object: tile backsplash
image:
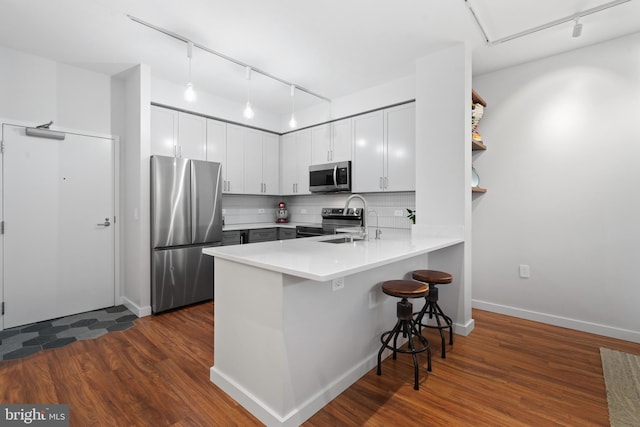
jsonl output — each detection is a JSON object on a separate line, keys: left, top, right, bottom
{"left": 222, "top": 192, "right": 415, "bottom": 229}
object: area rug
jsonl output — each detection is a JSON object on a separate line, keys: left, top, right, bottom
{"left": 600, "top": 347, "right": 640, "bottom": 427}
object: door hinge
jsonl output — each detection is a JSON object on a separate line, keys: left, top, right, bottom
{"left": 1, "top": 302, "right": 4, "bottom": 316}
{"left": 1, "top": 140, "right": 4, "bottom": 154}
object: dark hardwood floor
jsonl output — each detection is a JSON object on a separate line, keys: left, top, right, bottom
{"left": 1, "top": 302, "right": 638, "bottom": 426}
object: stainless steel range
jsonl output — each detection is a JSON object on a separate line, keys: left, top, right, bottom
{"left": 295, "top": 208, "right": 364, "bottom": 237}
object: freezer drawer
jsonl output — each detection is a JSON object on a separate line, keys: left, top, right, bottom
{"left": 152, "top": 245, "right": 214, "bottom": 313}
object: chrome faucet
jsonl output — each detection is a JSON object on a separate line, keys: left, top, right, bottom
{"left": 369, "top": 209, "right": 382, "bottom": 239}
{"left": 344, "top": 194, "right": 369, "bottom": 240}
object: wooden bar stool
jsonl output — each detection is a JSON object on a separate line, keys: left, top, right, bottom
{"left": 412, "top": 270, "right": 454, "bottom": 359}
{"left": 377, "top": 280, "right": 432, "bottom": 390}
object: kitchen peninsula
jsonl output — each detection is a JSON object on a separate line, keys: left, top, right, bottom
{"left": 203, "top": 229, "right": 463, "bottom": 427}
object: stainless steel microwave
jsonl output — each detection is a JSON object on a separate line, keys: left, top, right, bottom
{"left": 309, "top": 161, "right": 351, "bottom": 193}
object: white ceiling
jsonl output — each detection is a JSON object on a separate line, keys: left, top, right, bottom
{"left": 1, "top": 0, "right": 639, "bottom": 115}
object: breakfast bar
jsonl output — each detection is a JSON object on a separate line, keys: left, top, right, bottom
{"left": 203, "top": 229, "right": 464, "bottom": 427}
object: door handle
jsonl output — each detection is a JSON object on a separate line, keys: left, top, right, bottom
{"left": 97, "top": 218, "right": 111, "bottom": 227}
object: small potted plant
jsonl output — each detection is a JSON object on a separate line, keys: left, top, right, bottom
{"left": 406, "top": 209, "right": 416, "bottom": 225}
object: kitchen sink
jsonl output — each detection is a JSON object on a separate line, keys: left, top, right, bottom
{"left": 320, "top": 236, "right": 363, "bottom": 244}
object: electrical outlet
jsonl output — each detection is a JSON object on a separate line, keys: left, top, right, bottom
{"left": 519, "top": 264, "right": 530, "bottom": 278}
{"left": 332, "top": 277, "right": 345, "bottom": 291}
{"left": 394, "top": 210, "right": 404, "bottom": 217}
{"left": 222, "top": 209, "right": 226, "bottom": 214}
{"left": 258, "top": 208, "right": 265, "bottom": 213}
{"left": 300, "top": 208, "right": 307, "bottom": 214}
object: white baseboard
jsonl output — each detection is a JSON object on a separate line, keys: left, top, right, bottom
{"left": 121, "top": 296, "right": 152, "bottom": 318}
{"left": 453, "top": 318, "right": 475, "bottom": 336}
{"left": 211, "top": 352, "right": 380, "bottom": 427}
{"left": 472, "top": 300, "right": 640, "bottom": 344}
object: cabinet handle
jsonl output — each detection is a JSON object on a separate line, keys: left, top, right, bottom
{"left": 330, "top": 150, "right": 334, "bottom": 161}
{"left": 173, "top": 145, "right": 177, "bottom": 158}
{"left": 384, "top": 177, "right": 389, "bottom": 189}
{"left": 379, "top": 177, "right": 383, "bottom": 189}
{"left": 327, "top": 151, "right": 330, "bottom": 161}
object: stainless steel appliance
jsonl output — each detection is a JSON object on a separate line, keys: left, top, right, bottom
{"left": 151, "top": 155, "right": 222, "bottom": 313}
{"left": 295, "top": 207, "right": 363, "bottom": 237}
{"left": 309, "top": 161, "right": 351, "bottom": 193}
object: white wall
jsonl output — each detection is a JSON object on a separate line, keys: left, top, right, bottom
{"left": 0, "top": 45, "right": 112, "bottom": 135}
{"left": 290, "top": 75, "right": 415, "bottom": 130}
{"left": 151, "top": 76, "right": 282, "bottom": 132}
{"left": 472, "top": 32, "right": 640, "bottom": 342}
{"left": 415, "top": 43, "right": 474, "bottom": 335}
{"left": 116, "top": 65, "right": 152, "bottom": 316}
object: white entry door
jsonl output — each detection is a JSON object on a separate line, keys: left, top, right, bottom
{"left": 2, "top": 124, "right": 115, "bottom": 328}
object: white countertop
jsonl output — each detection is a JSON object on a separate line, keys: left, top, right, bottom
{"left": 204, "top": 228, "right": 463, "bottom": 281}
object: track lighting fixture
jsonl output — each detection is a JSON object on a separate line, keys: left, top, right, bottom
{"left": 243, "top": 66, "right": 255, "bottom": 119}
{"left": 572, "top": 19, "right": 583, "bottom": 38}
{"left": 465, "top": 0, "right": 630, "bottom": 45}
{"left": 184, "top": 41, "right": 197, "bottom": 103}
{"left": 288, "top": 85, "right": 297, "bottom": 129}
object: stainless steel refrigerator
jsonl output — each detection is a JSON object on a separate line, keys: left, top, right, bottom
{"left": 151, "top": 155, "right": 222, "bottom": 313}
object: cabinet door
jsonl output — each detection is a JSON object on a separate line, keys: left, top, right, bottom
{"left": 244, "top": 129, "right": 263, "bottom": 195}
{"left": 206, "top": 118, "right": 227, "bottom": 180}
{"left": 331, "top": 118, "right": 352, "bottom": 162}
{"left": 353, "top": 110, "right": 384, "bottom": 192}
{"left": 295, "top": 129, "right": 312, "bottom": 194}
{"left": 280, "top": 133, "right": 297, "bottom": 195}
{"left": 150, "top": 106, "right": 178, "bottom": 157}
{"left": 311, "top": 123, "right": 331, "bottom": 164}
{"left": 178, "top": 113, "right": 206, "bottom": 160}
{"left": 385, "top": 104, "right": 415, "bottom": 191}
{"left": 225, "top": 124, "right": 245, "bottom": 193}
{"left": 262, "top": 132, "right": 280, "bottom": 195}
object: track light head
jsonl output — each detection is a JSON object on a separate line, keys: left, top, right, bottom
{"left": 572, "top": 19, "right": 583, "bottom": 38}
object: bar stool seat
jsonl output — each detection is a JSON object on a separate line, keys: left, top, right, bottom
{"left": 377, "top": 280, "right": 432, "bottom": 390}
{"left": 412, "top": 270, "right": 454, "bottom": 359}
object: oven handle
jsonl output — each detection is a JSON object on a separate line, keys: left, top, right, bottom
{"left": 333, "top": 165, "right": 338, "bottom": 188}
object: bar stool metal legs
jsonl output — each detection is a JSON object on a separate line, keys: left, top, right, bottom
{"left": 412, "top": 270, "right": 454, "bottom": 359}
{"left": 415, "top": 284, "right": 453, "bottom": 358}
{"left": 376, "top": 280, "right": 431, "bottom": 390}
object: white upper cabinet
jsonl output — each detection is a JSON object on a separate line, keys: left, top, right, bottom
{"left": 353, "top": 110, "right": 384, "bottom": 192}
{"left": 243, "top": 129, "right": 280, "bottom": 195}
{"left": 150, "top": 106, "right": 206, "bottom": 160}
{"left": 261, "top": 133, "right": 280, "bottom": 195}
{"left": 311, "top": 124, "right": 331, "bottom": 164}
{"left": 281, "top": 129, "right": 312, "bottom": 195}
{"left": 150, "top": 106, "right": 178, "bottom": 157}
{"left": 225, "top": 124, "right": 246, "bottom": 194}
{"left": 331, "top": 118, "right": 353, "bottom": 163}
{"left": 311, "top": 118, "right": 352, "bottom": 164}
{"left": 206, "top": 117, "right": 227, "bottom": 172}
{"left": 353, "top": 103, "right": 415, "bottom": 192}
{"left": 384, "top": 103, "right": 415, "bottom": 192}
{"left": 178, "top": 113, "right": 206, "bottom": 160}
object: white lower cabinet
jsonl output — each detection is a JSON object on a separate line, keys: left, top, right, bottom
{"left": 281, "top": 129, "right": 312, "bottom": 195}
{"left": 353, "top": 103, "right": 415, "bottom": 192}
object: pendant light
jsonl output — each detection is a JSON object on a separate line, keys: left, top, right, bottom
{"left": 243, "top": 66, "right": 255, "bottom": 119}
{"left": 288, "top": 85, "right": 297, "bottom": 129}
{"left": 184, "top": 41, "right": 197, "bottom": 102}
